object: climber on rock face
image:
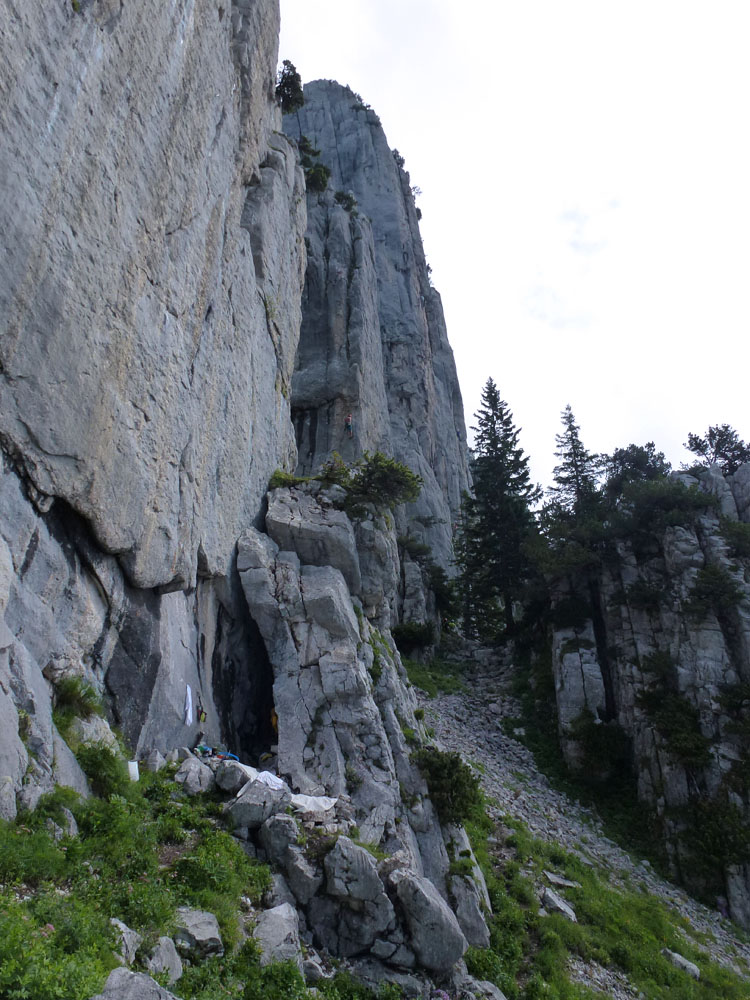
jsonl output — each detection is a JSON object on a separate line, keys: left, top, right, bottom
{"left": 344, "top": 413, "right": 353, "bottom": 439}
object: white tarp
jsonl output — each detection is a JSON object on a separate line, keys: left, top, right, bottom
{"left": 290, "top": 793, "right": 337, "bottom": 816}
{"left": 184, "top": 685, "right": 193, "bottom": 726}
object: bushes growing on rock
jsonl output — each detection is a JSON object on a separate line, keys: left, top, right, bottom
{"left": 413, "top": 748, "right": 480, "bottom": 825}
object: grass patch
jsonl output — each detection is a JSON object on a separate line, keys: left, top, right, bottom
{"left": 464, "top": 798, "right": 750, "bottom": 999}
{"left": 402, "top": 656, "right": 466, "bottom": 697}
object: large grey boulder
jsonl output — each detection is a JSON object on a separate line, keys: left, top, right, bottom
{"left": 145, "top": 938, "right": 183, "bottom": 985}
{"left": 174, "top": 756, "right": 215, "bottom": 796}
{"left": 259, "top": 812, "right": 300, "bottom": 864}
{"left": 450, "top": 876, "right": 491, "bottom": 949}
{"left": 89, "top": 968, "right": 180, "bottom": 1000}
{"left": 226, "top": 780, "right": 291, "bottom": 830}
{"left": 266, "top": 489, "right": 362, "bottom": 594}
{"left": 285, "top": 845, "right": 324, "bottom": 904}
{"left": 110, "top": 918, "right": 143, "bottom": 966}
{"left": 324, "top": 836, "right": 385, "bottom": 901}
{"left": 393, "top": 871, "right": 468, "bottom": 972}
{"left": 253, "top": 902, "right": 303, "bottom": 970}
{"left": 173, "top": 907, "right": 223, "bottom": 958}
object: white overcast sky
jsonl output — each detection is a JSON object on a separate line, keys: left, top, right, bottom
{"left": 279, "top": 1, "right": 749, "bottom": 488}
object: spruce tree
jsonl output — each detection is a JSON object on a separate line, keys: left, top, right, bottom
{"left": 458, "top": 379, "right": 540, "bottom": 638}
{"left": 548, "top": 405, "right": 602, "bottom": 520}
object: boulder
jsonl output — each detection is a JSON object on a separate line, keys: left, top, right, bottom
{"left": 144, "top": 749, "right": 167, "bottom": 773}
{"left": 541, "top": 887, "right": 577, "bottom": 922}
{"left": 285, "top": 845, "right": 324, "bottom": 904}
{"left": 661, "top": 948, "right": 700, "bottom": 979}
{"left": 324, "top": 836, "right": 384, "bottom": 900}
{"left": 173, "top": 907, "right": 223, "bottom": 958}
{"left": 89, "top": 968, "right": 180, "bottom": 1000}
{"left": 450, "top": 875, "right": 491, "bottom": 949}
{"left": 110, "top": 918, "right": 143, "bottom": 966}
{"left": 226, "top": 780, "right": 291, "bottom": 830}
{"left": 253, "top": 902, "right": 303, "bottom": 970}
{"left": 215, "top": 759, "right": 259, "bottom": 793}
{"left": 174, "top": 756, "right": 215, "bottom": 796}
{"left": 145, "top": 937, "right": 183, "bottom": 985}
{"left": 259, "top": 812, "right": 300, "bottom": 864}
{"left": 393, "top": 871, "right": 468, "bottom": 972}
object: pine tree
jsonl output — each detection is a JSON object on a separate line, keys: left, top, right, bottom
{"left": 458, "top": 379, "right": 540, "bottom": 638}
{"left": 684, "top": 424, "right": 750, "bottom": 476}
{"left": 548, "top": 405, "right": 602, "bottom": 520}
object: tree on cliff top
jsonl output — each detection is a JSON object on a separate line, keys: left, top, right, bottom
{"left": 684, "top": 423, "right": 750, "bottom": 476}
{"left": 276, "top": 60, "right": 304, "bottom": 115}
{"left": 457, "top": 379, "right": 540, "bottom": 638}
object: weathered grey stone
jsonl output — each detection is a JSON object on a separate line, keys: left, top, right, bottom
{"left": 259, "top": 812, "right": 300, "bottom": 864}
{"left": 174, "top": 756, "right": 215, "bottom": 796}
{"left": 215, "top": 759, "right": 259, "bottom": 794}
{"left": 89, "top": 967, "right": 180, "bottom": 1000}
{"left": 285, "top": 845, "right": 324, "bottom": 904}
{"left": 253, "top": 902, "right": 302, "bottom": 970}
{"left": 145, "top": 937, "right": 183, "bottom": 985}
{"left": 393, "top": 871, "right": 467, "bottom": 971}
{"left": 111, "top": 918, "right": 143, "bottom": 966}
{"left": 661, "top": 948, "right": 700, "bottom": 979}
{"left": 1, "top": 0, "right": 305, "bottom": 593}
{"left": 266, "top": 490, "right": 362, "bottom": 594}
{"left": 264, "top": 872, "right": 298, "bottom": 909}
{"left": 227, "top": 781, "right": 291, "bottom": 830}
{"left": 173, "top": 907, "right": 223, "bottom": 958}
{"left": 450, "top": 876, "right": 491, "bottom": 949}
{"left": 284, "top": 82, "right": 470, "bottom": 575}
{"left": 541, "top": 887, "right": 577, "bottom": 922}
{"left": 324, "top": 836, "right": 384, "bottom": 901}
{"left": 144, "top": 749, "right": 167, "bottom": 773}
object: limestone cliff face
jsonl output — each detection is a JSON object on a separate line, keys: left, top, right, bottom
{"left": 549, "top": 464, "right": 750, "bottom": 922}
{"left": 0, "top": 0, "right": 305, "bottom": 812}
{"left": 283, "top": 81, "right": 470, "bottom": 573}
{"left": 1, "top": 0, "right": 305, "bottom": 592}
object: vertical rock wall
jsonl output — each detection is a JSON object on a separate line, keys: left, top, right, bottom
{"left": 0, "top": 0, "right": 306, "bottom": 813}
{"left": 283, "top": 82, "right": 470, "bottom": 572}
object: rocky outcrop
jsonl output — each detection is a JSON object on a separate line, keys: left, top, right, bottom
{"left": 549, "top": 464, "right": 750, "bottom": 922}
{"left": 283, "top": 81, "right": 470, "bottom": 572}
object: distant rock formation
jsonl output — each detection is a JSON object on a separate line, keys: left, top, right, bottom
{"left": 548, "top": 463, "right": 750, "bottom": 923}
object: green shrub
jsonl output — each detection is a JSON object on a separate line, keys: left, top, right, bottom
{"left": 391, "top": 621, "right": 435, "bottom": 653}
{"left": 403, "top": 656, "right": 466, "bottom": 698}
{"left": 638, "top": 691, "right": 712, "bottom": 769}
{"left": 268, "top": 469, "right": 310, "bottom": 489}
{"left": 244, "top": 959, "right": 307, "bottom": 1000}
{"left": 305, "top": 162, "right": 331, "bottom": 193}
{"left": 344, "top": 451, "right": 422, "bottom": 515}
{"left": 625, "top": 578, "right": 665, "bottom": 613}
{"left": 568, "top": 709, "right": 630, "bottom": 780}
{"left": 53, "top": 676, "right": 103, "bottom": 741}
{"left": 334, "top": 190, "right": 357, "bottom": 213}
{"left": 0, "top": 822, "right": 67, "bottom": 885}
{"left": 75, "top": 743, "right": 131, "bottom": 798}
{"left": 719, "top": 516, "right": 750, "bottom": 558}
{"left": 413, "top": 748, "right": 481, "bottom": 825}
{"left": 686, "top": 564, "right": 745, "bottom": 618}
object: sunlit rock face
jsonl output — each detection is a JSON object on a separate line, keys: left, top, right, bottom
{"left": 284, "top": 81, "right": 470, "bottom": 573}
{"left": 549, "top": 464, "right": 750, "bottom": 924}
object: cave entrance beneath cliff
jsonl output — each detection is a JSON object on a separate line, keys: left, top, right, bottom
{"left": 211, "top": 607, "right": 277, "bottom": 766}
